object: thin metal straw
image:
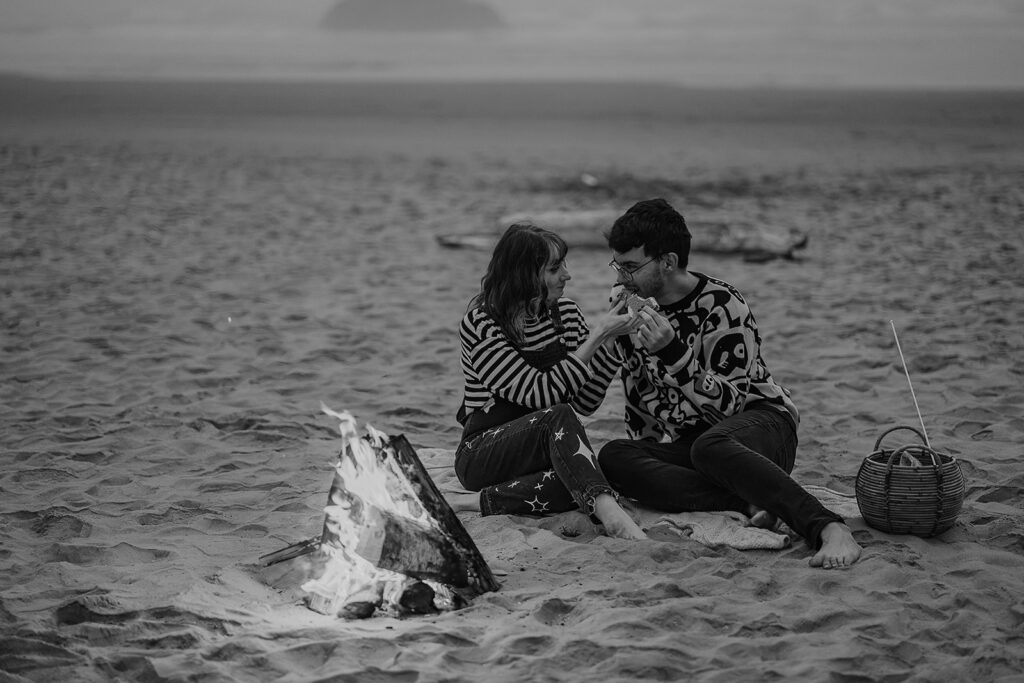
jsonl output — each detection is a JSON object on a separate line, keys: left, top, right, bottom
{"left": 890, "top": 320, "right": 932, "bottom": 449}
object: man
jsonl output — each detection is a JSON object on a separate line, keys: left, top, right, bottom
{"left": 598, "top": 198, "right": 861, "bottom": 568}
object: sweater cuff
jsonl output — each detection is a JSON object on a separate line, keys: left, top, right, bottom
{"left": 654, "top": 336, "right": 687, "bottom": 368}
{"left": 594, "top": 343, "right": 624, "bottom": 366}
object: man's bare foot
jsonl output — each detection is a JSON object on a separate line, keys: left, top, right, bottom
{"left": 444, "top": 491, "right": 481, "bottom": 513}
{"left": 809, "top": 522, "right": 862, "bottom": 569}
{"left": 593, "top": 493, "right": 647, "bottom": 540}
{"left": 748, "top": 505, "right": 779, "bottom": 531}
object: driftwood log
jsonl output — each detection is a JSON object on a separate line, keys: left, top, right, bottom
{"left": 436, "top": 208, "right": 808, "bottom": 261}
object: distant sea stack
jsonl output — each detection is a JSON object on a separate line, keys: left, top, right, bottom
{"left": 321, "top": 0, "right": 506, "bottom": 32}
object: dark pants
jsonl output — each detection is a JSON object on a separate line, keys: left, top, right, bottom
{"left": 455, "top": 404, "right": 615, "bottom": 517}
{"left": 597, "top": 404, "right": 842, "bottom": 547}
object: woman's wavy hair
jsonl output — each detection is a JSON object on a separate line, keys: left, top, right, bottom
{"left": 470, "top": 223, "right": 567, "bottom": 346}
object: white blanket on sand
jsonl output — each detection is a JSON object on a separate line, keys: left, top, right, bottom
{"left": 637, "top": 485, "right": 861, "bottom": 550}
{"left": 639, "top": 509, "right": 793, "bottom": 550}
{"left": 424, "top": 448, "right": 860, "bottom": 551}
{"left": 635, "top": 485, "right": 860, "bottom": 550}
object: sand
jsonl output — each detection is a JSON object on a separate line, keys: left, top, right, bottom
{"left": 2, "top": 79, "right": 1023, "bottom": 682}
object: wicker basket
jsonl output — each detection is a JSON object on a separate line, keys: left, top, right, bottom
{"left": 855, "top": 425, "right": 965, "bottom": 537}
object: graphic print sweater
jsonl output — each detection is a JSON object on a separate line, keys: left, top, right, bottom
{"left": 614, "top": 273, "right": 799, "bottom": 441}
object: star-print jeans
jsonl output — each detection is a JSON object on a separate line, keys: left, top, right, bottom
{"left": 454, "top": 403, "right": 616, "bottom": 516}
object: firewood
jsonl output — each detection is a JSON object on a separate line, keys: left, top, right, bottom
{"left": 262, "top": 409, "right": 499, "bottom": 617}
{"left": 387, "top": 435, "right": 499, "bottom": 595}
{"left": 352, "top": 503, "right": 469, "bottom": 586}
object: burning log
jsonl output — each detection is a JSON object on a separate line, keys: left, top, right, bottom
{"left": 264, "top": 406, "right": 498, "bottom": 618}
{"left": 351, "top": 500, "right": 470, "bottom": 586}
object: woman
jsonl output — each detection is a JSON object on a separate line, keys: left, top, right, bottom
{"left": 447, "top": 223, "right": 646, "bottom": 540}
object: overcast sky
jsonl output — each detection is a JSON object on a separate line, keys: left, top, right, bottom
{"left": 1, "top": 0, "right": 1022, "bottom": 89}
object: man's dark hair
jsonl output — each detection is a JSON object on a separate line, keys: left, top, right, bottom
{"left": 607, "top": 198, "right": 691, "bottom": 269}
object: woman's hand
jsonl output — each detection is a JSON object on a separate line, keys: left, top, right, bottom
{"left": 571, "top": 298, "right": 642, "bottom": 365}
{"left": 591, "top": 299, "right": 638, "bottom": 343}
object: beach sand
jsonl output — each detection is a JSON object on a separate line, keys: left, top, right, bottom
{"left": 2, "top": 78, "right": 1023, "bottom": 681}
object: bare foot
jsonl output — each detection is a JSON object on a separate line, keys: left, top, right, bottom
{"left": 809, "top": 522, "right": 862, "bottom": 569}
{"left": 748, "top": 505, "right": 778, "bottom": 531}
{"left": 444, "top": 491, "right": 481, "bottom": 513}
{"left": 543, "top": 511, "right": 596, "bottom": 538}
{"left": 593, "top": 494, "right": 647, "bottom": 540}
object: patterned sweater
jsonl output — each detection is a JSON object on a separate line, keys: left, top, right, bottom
{"left": 614, "top": 272, "right": 799, "bottom": 441}
{"left": 459, "top": 298, "right": 622, "bottom": 418}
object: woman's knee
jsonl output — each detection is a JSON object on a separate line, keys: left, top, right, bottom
{"left": 545, "top": 403, "right": 580, "bottom": 428}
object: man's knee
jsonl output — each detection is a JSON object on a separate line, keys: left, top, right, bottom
{"left": 692, "top": 429, "right": 728, "bottom": 452}
{"left": 691, "top": 430, "right": 730, "bottom": 468}
{"left": 597, "top": 439, "right": 634, "bottom": 477}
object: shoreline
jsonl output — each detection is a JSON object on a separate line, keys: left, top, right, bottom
{"left": 3, "top": 73, "right": 1024, "bottom": 127}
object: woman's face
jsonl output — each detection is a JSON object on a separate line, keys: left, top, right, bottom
{"left": 542, "top": 246, "right": 571, "bottom": 305}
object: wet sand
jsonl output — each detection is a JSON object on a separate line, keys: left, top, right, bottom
{"left": 2, "top": 77, "right": 1023, "bottom": 681}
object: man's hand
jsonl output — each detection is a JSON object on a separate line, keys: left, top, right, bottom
{"left": 634, "top": 308, "right": 674, "bottom": 352}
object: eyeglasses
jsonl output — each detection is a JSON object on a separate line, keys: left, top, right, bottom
{"left": 608, "top": 256, "right": 657, "bottom": 280}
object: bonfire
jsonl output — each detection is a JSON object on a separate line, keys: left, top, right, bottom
{"left": 260, "top": 406, "right": 497, "bottom": 619}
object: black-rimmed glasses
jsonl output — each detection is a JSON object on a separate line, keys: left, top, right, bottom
{"left": 608, "top": 257, "right": 657, "bottom": 280}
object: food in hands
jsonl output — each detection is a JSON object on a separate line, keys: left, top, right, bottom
{"left": 611, "top": 285, "right": 658, "bottom": 317}
{"left": 624, "top": 292, "right": 659, "bottom": 316}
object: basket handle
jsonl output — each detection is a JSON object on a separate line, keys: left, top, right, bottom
{"left": 873, "top": 425, "right": 929, "bottom": 452}
{"left": 881, "top": 444, "right": 946, "bottom": 536}
{"left": 883, "top": 444, "right": 941, "bottom": 469}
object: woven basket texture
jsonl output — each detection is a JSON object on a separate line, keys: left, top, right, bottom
{"left": 855, "top": 425, "right": 965, "bottom": 537}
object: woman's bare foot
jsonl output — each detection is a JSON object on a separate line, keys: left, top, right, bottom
{"left": 444, "top": 491, "right": 481, "bottom": 513}
{"left": 593, "top": 494, "right": 647, "bottom": 540}
{"left": 809, "top": 522, "right": 862, "bottom": 569}
{"left": 543, "top": 510, "right": 597, "bottom": 538}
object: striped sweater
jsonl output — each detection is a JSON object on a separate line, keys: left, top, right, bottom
{"left": 459, "top": 298, "right": 622, "bottom": 418}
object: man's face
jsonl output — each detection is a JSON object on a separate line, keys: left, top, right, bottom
{"left": 610, "top": 247, "right": 663, "bottom": 298}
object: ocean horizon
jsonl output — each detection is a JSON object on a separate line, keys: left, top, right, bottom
{"left": 3, "top": 73, "right": 1024, "bottom": 126}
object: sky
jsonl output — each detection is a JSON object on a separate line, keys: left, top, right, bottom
{"left": 1, "top": 0, "right": 1023, "bottom": 89}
